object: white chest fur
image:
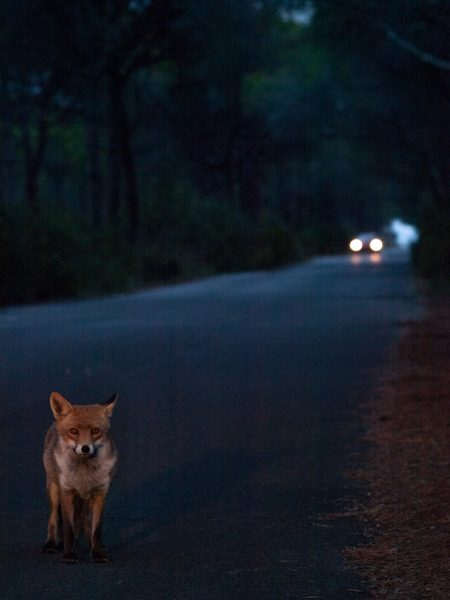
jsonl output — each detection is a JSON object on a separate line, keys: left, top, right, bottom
{"left": 55, "top": 443, "right": 116, "bottom": 499}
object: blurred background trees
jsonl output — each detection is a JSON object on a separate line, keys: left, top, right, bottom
{"left": 312, "top": 0, "right": 450, "bottom": 283}
{"left": 0, "top": 0, "right": 444, "bottom": 304}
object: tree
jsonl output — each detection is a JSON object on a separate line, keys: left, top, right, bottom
{"left": 22, "top": 0, "right": 179, "bottom": 241}
{"left": 312, "top": 0, "right": 450, "bottom": 207}
{"left": 169, "top": 0, "right": 275, "bottom": 217}
{"left": 0, "top": 1, "right": 72, "bottom": 207}
{"left": 310, "top": 0, "right": 450, "bottom": 278}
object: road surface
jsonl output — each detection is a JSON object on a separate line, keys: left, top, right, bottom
{"left": 0, "top": 248, "right": 421, "bottom": 599}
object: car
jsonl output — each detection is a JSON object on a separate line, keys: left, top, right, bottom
{"left": 349, "top": 232, "right": 383, "bottom": 252}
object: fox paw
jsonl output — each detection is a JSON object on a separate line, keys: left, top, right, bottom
{"left": 41, "top": 542, "right": 58, "bottom": 554}
{"left": 62, "top": 551, "right": 79, "bottom": 564}
{"left": 92, "top": 548, "right": 109, "bottom": 563}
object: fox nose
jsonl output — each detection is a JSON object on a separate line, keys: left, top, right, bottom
{"left": 81, "top": 445, "right": 91, "bottom": 454}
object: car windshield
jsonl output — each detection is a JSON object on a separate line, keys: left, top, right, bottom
{"left": 357, "top": 232, "right": 377, "bottom": 241}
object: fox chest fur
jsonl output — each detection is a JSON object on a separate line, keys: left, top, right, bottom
{"left": 49, "top": 425, "right": 117, "bottom": 499}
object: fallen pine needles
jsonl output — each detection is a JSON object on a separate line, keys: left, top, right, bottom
{"left": 344, "top": 297, "right": 450, "bottom": 600}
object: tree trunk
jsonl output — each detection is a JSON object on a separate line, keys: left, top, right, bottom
{"left": 107, "top": 75, "right": 122, "bottom": 224}
{"left": 239, "top": 158, "right": 261, "bottom": 219}
{"left": 23, "top": 115, "right": 48, "bottom": 207}
{"left": 108, "top": 75, "right": 139, "bottom": 244}
{"left": 86, "top": 83, "right": 104, "bottom": 228}
{"left": 421, "top": 132, "right": 449, "bottom": 208}
{"left": 117, "top": 93, "right": 139, "bottom": 244}
{"left": 107, "top": 72, "right": 140, "bottom": 243}
{"left": 0, "top": 126, "right": 16, "bottom": 204}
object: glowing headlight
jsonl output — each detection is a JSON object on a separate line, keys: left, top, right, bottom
{"left": 350, "top": 239, "right": 363, "bottom": 252}
{"left": 369, "top": 238, "right": 383, "bottom": 252}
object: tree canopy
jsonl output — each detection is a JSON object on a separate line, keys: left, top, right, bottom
{"left": 0, "top": 0, "right": 446, "bottom": 303}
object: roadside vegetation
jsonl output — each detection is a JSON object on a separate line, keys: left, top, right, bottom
{"left": 0, "top": 197, "right": 350, "bottom": 306}
{"left": 0, "top": 0, "right": 438, "bottom": 306}
{"left": 0, "top": 1, "right": 449, "bottom": 304}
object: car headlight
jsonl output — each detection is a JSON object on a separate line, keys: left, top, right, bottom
{"left": 369, "top": 238, "right": 383, "bottom": 252}
{"left": 350, "top": 239, "right": 363, "bottom": 251}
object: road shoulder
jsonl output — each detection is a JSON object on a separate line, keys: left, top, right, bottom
{"left": 344, "top": 296, "right": 450, "bottom": 599}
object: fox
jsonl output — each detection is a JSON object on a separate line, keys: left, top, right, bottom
{"left": 42, "top": 392, "right": 118, "bottom": 563}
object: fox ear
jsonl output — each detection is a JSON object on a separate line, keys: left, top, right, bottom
{"left": 100, "top": 393, "right": 118, "bottom": 417}
{"left": 50, "top": 393, "right": 73, "bottom": 420}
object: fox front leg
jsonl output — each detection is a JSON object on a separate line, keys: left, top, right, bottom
{"left": 80, "top": 500, "right": 92, "bottom": 549}
{"left": 90, "top": 491, "right": 109, "bottom": 563}
{"left": 42, "top": 481, "right": 62, "bottom": 554}
{"left": 60, "top": 490, "right": 78, "bottom": 563}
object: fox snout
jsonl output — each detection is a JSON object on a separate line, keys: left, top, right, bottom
{"left": 74, "top": 443, "right": 95, "bottom": 456}
{"left": 70, "top": 434, "right": 105, "bottom": 456}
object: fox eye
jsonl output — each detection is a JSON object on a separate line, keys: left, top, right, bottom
{"left": 69, "top": 428, "right": 79, "bottom": 435}
{"left": 91, "top": 428, "right": 100, "bottom": 435}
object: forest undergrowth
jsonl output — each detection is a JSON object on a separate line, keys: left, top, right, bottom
{"left": 0, "top": 200, "right": 348, "bottom": 307}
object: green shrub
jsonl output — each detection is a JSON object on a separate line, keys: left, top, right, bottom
{"left": 1, "top": 184, "right": 350, "bottom": 306}
{"left": 141, "top": 178, "right": 253, "bottom": 277}
{"left": 0, "top": 204, "right": 89, "bottom": 304}
{"left": 253, "top": 219, "right": 299, "bottom": 269}
{"left": 298, "top": 222, "right": 350, "bottom": 256}
{"left": 0, "top": 203, "right": 137, "bottom": 306}
{"left": 89, "top": 222, "right": 139, "bottom": 294}
{"left": 412, "top": 208, "right": 450, "bottom": 288}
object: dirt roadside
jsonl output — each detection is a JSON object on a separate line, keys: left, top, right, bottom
{"left": 343, "top": 296, "right": 450, "bottom": 599}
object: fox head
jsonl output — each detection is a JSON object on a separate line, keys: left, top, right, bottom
{"left": 50, "top": 392, "right": 117, "bottom": 457}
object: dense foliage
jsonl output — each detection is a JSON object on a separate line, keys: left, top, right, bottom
{"left": 0, "top": 0, "right": 443, "bottom": 304}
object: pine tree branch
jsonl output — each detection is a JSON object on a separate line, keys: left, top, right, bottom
{"left": 386, "top": 29, "right": 450, "bottom": 70}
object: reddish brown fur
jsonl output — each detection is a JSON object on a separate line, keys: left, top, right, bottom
{"left": 42, "top": 392, "right": 118, "bottom": 563}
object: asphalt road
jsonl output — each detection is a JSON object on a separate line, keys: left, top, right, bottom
{"left": 0, "top": 248, "right": 422, "bottom": 599}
